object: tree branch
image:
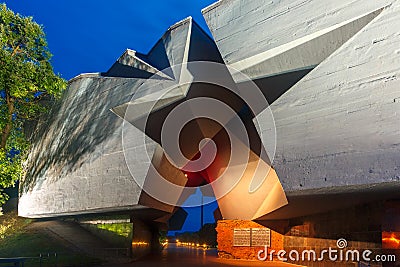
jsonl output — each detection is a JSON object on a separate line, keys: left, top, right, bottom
{"left": 10, "top": 44, "right": 20, "bottom": 57}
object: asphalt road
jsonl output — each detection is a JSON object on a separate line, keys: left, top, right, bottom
{"left": 101, "top": 243, "right": 304, "bottom": 267}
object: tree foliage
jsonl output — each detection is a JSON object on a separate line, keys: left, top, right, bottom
{"left": 0, "top": 4, "right": 66, "bottom": 205}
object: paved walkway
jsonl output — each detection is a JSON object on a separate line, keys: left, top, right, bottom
{"left": 100, "top": 243, "right": 305, "bottom": 267}
{"left": 28, "top": 223, "right": 304, "bottom": 266}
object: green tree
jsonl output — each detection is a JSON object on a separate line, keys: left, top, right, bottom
{"left": 0, "top": 4, "right": 66, "bottom": 205}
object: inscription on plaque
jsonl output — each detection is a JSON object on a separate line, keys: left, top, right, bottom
{"left": 233, "top": 228, "right": 251, "bottom": 246}
{"left": 251, "top": 228, "right": 271, "bottom": 247}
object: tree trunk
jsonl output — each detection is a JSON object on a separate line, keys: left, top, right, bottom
{"left": 0, "top": 46, "right": 20, "bottom": 150}
{"left": 0, "top": 94, "right": 14, "bottom": 150}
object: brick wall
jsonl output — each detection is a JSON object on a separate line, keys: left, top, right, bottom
{"left": 217, "top": 218, "right": 384, "bottom": 266}
{"left": 284, "top": 236, "right": 381, "bottom": 267}
{"left": 285, "top": 202, "right": 383, "bottom": 242}
{"left": 216, "top": 220, "right": 283, "bottom": 260}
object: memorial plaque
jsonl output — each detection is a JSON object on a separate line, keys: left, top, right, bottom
{"left": 251, "top": 228, "right": 271, "bottom": 247}
{"left": 233, "top": 228, "right": 251, "bottom": 246}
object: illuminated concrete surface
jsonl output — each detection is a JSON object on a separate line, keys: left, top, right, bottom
{"left": 18, "top": 18, "right": 203, "bottom": 218}
{"left": 203, "top": 0, "right": 400, "bottom": 218}
{"left": 19, "top": 0, "right": 400, "bottom": 248}
{"left": 19, "top": 16, "right": 288, "bottom": 221}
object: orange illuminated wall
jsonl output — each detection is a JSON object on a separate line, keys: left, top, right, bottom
{"left": 382, "top": 232, "right": 400, "bottom": 249}
{"left": 216, "top": 220, "right": 283, "bottom": 260}
{"left": 382, "top": 201, "right": 400, "bottom": 250}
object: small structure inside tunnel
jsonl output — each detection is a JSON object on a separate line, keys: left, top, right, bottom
{"left": 18, "top": 0, "right": 400, "bottom": 264}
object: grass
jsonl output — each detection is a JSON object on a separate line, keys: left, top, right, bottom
{"left": 82, "top": 222, "right": 133, "bottom": 248}
{"left": 0, "top": 211, "right": 31, "bottom": 239}
{"left": 95, "top": 223, "right": 133, "bottom": 238}
{"left": 0, "top": 212, "right": 103, "bottom": 267}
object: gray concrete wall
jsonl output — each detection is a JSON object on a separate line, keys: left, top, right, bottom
{"left": 204, "top": 0, "right": 400, "bottom": 195}
{"left": 18, "top": 17, "right": 219, "bottom": 219}
{"left": 18, "top": 18, "right": 194, "bottom": 218}
{"left": 271, "top": 2, "right": 400, "bottom": 192}
{"left": 21, "top": 0, "right": 400, "bottom": 221}
{"left": 18, "top": 75, "right": 146, "bottom": 217}
{"left": 203, "top": 0, "right": 390, "bottom": 66}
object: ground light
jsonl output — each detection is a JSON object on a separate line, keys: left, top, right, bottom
{"left": 176, "top": 241, "right": 210, "bottom": 249}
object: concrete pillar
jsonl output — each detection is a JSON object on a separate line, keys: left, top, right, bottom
{"left": 131, "top": 219, "right": 152, "bottom": 259}
{"left": 131, "top": 219, "right": 164, "bottom": 259}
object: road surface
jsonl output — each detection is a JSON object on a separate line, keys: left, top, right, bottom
{"left": 101, "top": 243, "right": 304, "bottom": 267}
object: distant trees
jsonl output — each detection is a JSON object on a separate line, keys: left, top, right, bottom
{"left": 0, "top": 4, "right": 66, "bottom": 205}
{"left": 174, "top": 223, "right": 217, "bottom": 247}
{"left": 198, "top": 223, "right": 217, "bottom": 247}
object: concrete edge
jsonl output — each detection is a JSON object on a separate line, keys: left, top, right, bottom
{"left": 68, "top": 72, "right": 101, "bottom": 84}
{"left": 19, "top": 205, "right": 150, "bottom": 219}
{"left": 168, "top": 16, "right": 192, "bottom": 31}
{"left": 119, "top": 48, "right": 164, "bottom": 74}
{"left": 201, "top": 0, "right": 225, "bottom": 15}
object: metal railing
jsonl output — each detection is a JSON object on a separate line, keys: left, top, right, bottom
{"left": 0, "top": 253, "right": 57, "bottom": 267}
{"left": 0, "top": 257, "right": 33, "bottom": 267}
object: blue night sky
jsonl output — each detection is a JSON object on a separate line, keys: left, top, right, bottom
{"left": 169, "top": 189, "right": 219, "bottom": 235}
{"left": 5, "top": 0, "right": 216, "bottom": 80}
{"left": 4, "top": 0, "right": 218, "bottom": 232}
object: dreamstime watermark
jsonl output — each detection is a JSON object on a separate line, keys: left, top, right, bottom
{"left": 257, "top": 238, "right": 396, "bottom": 263}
